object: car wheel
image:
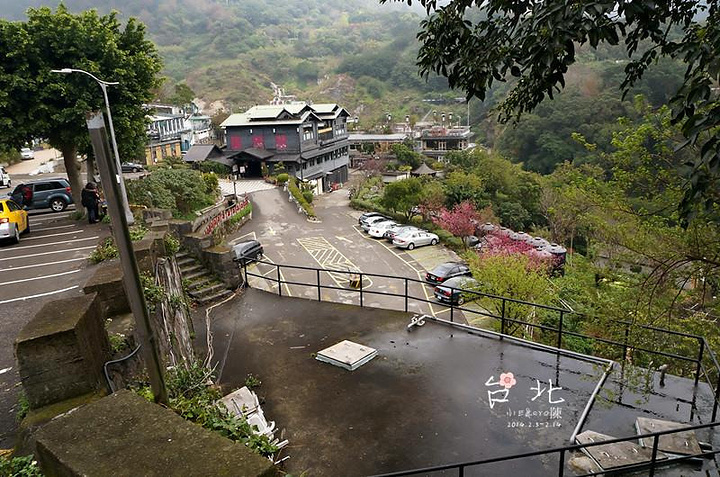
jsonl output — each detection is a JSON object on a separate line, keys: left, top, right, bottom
{"left": 430, "top": 238, "right": 438, "bottom": 245}
{"left": 50, "top": 198, "right": 67, "bottom": 212}
{"left": 11, "top": 225, "right": 20, "bottom": 244}
{"left": 457, "top": 296, "right": 465, "bottom": 305}
{"left": 408, "top": 242, "right": 415, "bottom": 250}
{"left": 132, "top": 167, "right": 139, "bottom": 173}
{"left": 23, "top": 218, "right": 30, "bottom": 234}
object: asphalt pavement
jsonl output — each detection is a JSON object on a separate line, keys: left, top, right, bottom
{"left": 0, "top": 210, "right": 110, "bottom": 449}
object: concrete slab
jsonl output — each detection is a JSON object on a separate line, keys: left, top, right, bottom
{"left": 636, "top": 417, "right": 703, "bottom": 456}
{"left": 316, "top": 340, "right": 377, "bottom": 370}
{"left": 199, "top": 288, "right": 609, "bottom": 476}
{"left": 576, "top": 430, "right": 667, "bottom": 470}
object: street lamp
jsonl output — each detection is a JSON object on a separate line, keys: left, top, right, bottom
{"left": 51, "top": 68, "right": 134, "bottom": 224}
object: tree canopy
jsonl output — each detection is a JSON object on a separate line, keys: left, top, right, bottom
{"left": 0, "top": 5, "right": 162, "bottom": 205}
{"left": 385, "top": 0, "right": 719, "bottom": 223}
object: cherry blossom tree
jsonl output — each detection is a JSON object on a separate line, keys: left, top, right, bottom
{"left": 432, "top": 201, "right": 479, "bottom": 248}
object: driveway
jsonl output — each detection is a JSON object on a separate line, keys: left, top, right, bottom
{"left": 0, "top": 211, "right": 109, "bottom": 448}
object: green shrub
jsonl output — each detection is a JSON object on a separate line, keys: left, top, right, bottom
{"left": 0, "top": 454, "right": 42, "bottom": 477}
{"left": 129, "top": 224, "right": 148, "bottom": 241}
{"left": 126, "top": 168, "right": 217, "bottom": 217}
{"left": 16, "top": 392, "right": 29, "bottom": 422}
{"left": 228, "top": 202, "right": 252, "bottom": 226}
{"left": 276, "top": 173, "right": 289, "bottom": 184}
{"left": 135, "top": 362, "right": 278, "bottom": 457}
{"left": 164, "top": 233, "right": 180, "bottom": 256}
{"left": 302, "top": 190, "right": 314, "bottom": 203}
{"left": 140, "top": 272, "right": 165, "bottom": 312}
{"left": 201, "top": 172, "right": 219, "bottom": 196}
{"left": 245, "top": 373, "right": 262, "bottom": 390}
{"left": 197, "top": 161, "right": 230, "bottom": 176}
{"left": 288, "top": 178, "right": 316, "bottom": 217}
{"left": 89, "top": 238, "right": 119, "bottom": 263}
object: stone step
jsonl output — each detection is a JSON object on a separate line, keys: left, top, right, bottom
{"left": 176, "top": 257, "right": 195, "bottom": 267}
{"left": 197, "top": 289, "right": 234, "bottom": 305}
{"left": 186, "top": 277, "right": 214, "bottom": 291}
{"left": 176, "top": 251, "right": 190, "bottom": 260}
{"left": 188, "top": 283, "right": 227, "bottom": 299}
{"left": 180, "top": 264, "right": 203, "bottom": 274}
{"left": 184, "top": 270, "right": 210, "bottom": 281}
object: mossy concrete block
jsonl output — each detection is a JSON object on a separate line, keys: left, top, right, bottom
{"left": 83, "top": 261, "right": 129, "bottom": 316}
{"left": 15, "top": 294, "right": 110, "bottom": 409}
{"left": 35, "top": 390, "right": 278, "bottom": 477}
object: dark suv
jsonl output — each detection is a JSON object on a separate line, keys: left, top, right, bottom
{"left": 10, "top": 178, "right": 74, "bottom": 212}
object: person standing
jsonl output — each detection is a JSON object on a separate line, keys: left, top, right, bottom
{"left": 81, "top": 182, "right": 100, "bottom": 224}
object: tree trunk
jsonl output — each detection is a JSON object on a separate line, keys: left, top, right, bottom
{"left": 86, "top": 153, "right": 96, "bottom": 185}
{"left": 60, "top": 145, "right": 83, "bottom": 208}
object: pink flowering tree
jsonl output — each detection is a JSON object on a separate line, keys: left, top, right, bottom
{"left": 432, "top": 201, "right": 480, "bottom": 248}
{"left": 480, "top": 232, "right": 553, "bottom": 272}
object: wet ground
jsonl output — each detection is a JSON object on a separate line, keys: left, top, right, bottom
{"left": 199, "top": 288, "right": 612, "bottom": 476}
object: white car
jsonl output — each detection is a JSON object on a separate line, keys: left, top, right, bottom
{"left": 0, "top": 166, "right": 10, "bottom": 188}
{"left": 20, "top": 148, "right": 34, "bottom": 160}
{"left": 368, "top": 220, "right": 398, "bottom": 238}
{"left": 392, "top": 229, "right": 439, "bottom": 250}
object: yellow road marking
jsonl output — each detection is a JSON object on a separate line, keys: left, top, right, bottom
{"left": 297, "top": 236, "right": 372, "bottom": 289}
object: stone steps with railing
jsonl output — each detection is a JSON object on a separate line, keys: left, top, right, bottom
{"left": 177, "top": 251, "right": 235, "bottom": 305}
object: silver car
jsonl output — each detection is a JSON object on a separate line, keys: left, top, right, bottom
{"left": 392, "top": 229, "right": 439, "bottom": 250}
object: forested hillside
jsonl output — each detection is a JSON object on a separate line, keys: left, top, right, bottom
{"left": 1, "top": 0, "right": 688, "bottom": 175}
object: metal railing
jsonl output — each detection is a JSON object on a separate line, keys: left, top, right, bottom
{"left": 242, "top": 260, "right": 720, "bottom": 475}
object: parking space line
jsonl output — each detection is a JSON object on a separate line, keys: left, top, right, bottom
{"left": 24, "top": 230, "right": 85, "bottom": 240}
{"left": 2, "top": 246, "right": 96, "bottom": 261}
{"left": 0, "top": 269, "right": 81, "bottom": 286}
{"left": 33, "top": 224, "right": 77, "bottom": 232}
{"left": 0, "top": 285, "right": 79, "bottom": 305}
{"left": 29, "top": 213, "right": 73, "bottom": 222}
{"left": 353, "top": 225, "right": 440, "bottom": 316}
{"left": 0, "top": 236, "right": 99, "bottom": 251}
{"left": 0, "top": 257, "right": 87, "bottom": 272}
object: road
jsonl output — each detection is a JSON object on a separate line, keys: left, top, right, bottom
{"left": 228, "top": 184, "right": 472, "bottom": 321}
{"left": 0, "top": 210, "right": 109, "bottom": 448}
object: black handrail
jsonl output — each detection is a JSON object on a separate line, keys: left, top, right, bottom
{"left": 368, "top": 420, "right": 720, "bottom": 477}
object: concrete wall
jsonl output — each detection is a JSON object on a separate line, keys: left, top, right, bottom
{"left": 35, "top": 390, "right": 278, "bottom": 477}
{"left": 15, "top": 294, "right": 110, "bottom": 409}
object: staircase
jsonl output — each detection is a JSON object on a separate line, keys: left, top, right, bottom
{"left": 176, "top": 251, "right": 235, "bottom": 305}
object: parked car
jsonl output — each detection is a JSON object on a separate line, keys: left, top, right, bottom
{"left": 9, "top": 178, "right": 73, "bottom": 212}
{"left": 20, "top": 148, "right": 34, "bottom": 160}
{"left": 425, "top": 262, "right": 472, "bottom": 284}
{"left": 0, "top": 198, "right": 29, "bottom": 243}
{"left": 0, "top": 166, "right": 10, "bottom": 188}
{"left": 368, "top": 220, "right": 398, "bottom": 238}
{"left": 357, "top": 211, "right": 384, "bottom": 225}
{"left": 383, "top": 225, "right": 420, "bottom": 242}
{"left": 361, "top": 215, "right": 391, "bottom": 231}
{"left": 121, "top": 162, "right": 145, "bottom": 173}
{"left": 232, "top": 240, "right": 264, "bottom": 265}
{"left": 434, "top": 276, "right": 480, "bottom": 305}
{"left": 392, "top": 230, "right": 439, "bottom": 250}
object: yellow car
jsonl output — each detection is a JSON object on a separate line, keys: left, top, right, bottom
{"left": 0, "top": 198, "right": 29, "bottom": 243}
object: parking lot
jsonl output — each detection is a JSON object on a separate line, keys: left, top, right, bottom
{"left": 0, "top": 209, "right": 109, "bottom": 448}
{"left": 231, "top": 186, "right": 488, "bottom": 322}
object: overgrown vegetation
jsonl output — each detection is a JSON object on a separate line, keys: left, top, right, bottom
{"left": 140, "top": 272, "right": 165, "bottom": 312}
{"left": 88, "top": 224, "right": 149, "bottom": 263}
{"left": 126, "top": 168, "right": 218, "bottom": 218}
{"left": 0, "top": 454, "right": 43, "bottom": 477}
{"left": 135, "top": 362, "right": 278, "bottom": 457}
{"left": 287, "top": 178, "right": 316, "bottom": 218}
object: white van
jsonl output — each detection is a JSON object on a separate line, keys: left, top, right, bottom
{"left": 0, "top": 166, "right": 10, "bottom": 188}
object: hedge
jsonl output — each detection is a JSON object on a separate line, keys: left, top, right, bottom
{"left": 288, "top": 179, "right": 316, "bottom": 218}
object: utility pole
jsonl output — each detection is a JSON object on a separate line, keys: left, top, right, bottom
{"left": 86, "top": 111, "right": 168, "bottom": 404}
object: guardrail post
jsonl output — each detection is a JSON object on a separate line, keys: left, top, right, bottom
{"left": 359, "top": 272, "right": 364, "bottom": 307}
{"left": 459, "top": 464, "right": 464, "bottom": 477}
{"left": 713, "top": 378, "right": 720, "bottom": 421}
{"left": 622, "top": 322, "right": 630, "bottom": 362}
{"left": 404, "top": 278, "right": 409, "bottom": 312}
{"left": 695, "top": 338, "right": 704, "bottom": 388}
{"left": 277, "top": 264, "right": 282, "bottom": 297}
{"left": 316, "top": 269, "right": 321, "bottom": 302}
{"left": 243, "top": 262, "right": 248, "bottom": 288}
{"left": 649, "top": 431, "right": 660, "bottom": 477}
{"left": 557, "top": 310, "right": 564, "bottom": 351}
{"left": 450, "top": 302, "right": 454, "bottom": 323}
{"left": 558, "top": 449, "right": 565, "bottom": 476}
{"left": 500, "top": 299, "right": 506, "bottom": 336}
